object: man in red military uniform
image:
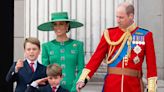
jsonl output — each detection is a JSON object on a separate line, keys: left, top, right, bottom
{"left": 76, "top": 2, "right": 157, "bottom": 92}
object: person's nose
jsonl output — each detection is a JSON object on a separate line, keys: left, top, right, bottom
{"left": 30, "top": 50, "right": 34, "bottom": 53}
{"left": 52, "top": 79, "right": 56, "bottom": 83}
{"left": 54, "top": 25, "right": 62, "bottom": 30}
{"left": 55, "top": 27, "right": 60, "bottom": 30}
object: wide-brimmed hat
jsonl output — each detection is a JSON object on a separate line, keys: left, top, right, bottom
{"left": 37, "top": 12, "right": 83, "bottom": 31}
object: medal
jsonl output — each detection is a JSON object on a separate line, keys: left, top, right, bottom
{"left": 136, "top": 36, "right": 139, "bottom": 44}
{"left": 133, "top": 45, "right": 141, "bottom": 54}
{"left": 141, "top": 36, "right": 145, "bottom": 45}
{"left": 142, "top": 41, "right": 145, "bottom": 45}
{"left": 132, "top": 35, "right": 136, "bottom": 44}
{"left": 138, "top": 36, "right": 142, "bottom": 45}
{"left": 133, "top": 56, "right": 140, "bottom": 64}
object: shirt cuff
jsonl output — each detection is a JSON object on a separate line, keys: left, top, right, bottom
{"left": 15, "top": 67, "right": 18, "bottom": 73}
{"left": 31, "top": 81, "right": 38, "bottom": 88}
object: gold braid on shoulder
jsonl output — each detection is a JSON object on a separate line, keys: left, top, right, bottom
{"left": 104, "top": 30, "right": 132, "bottom": 64}
{"left": 104, "top": 23, "right": 137, "bottom": 64}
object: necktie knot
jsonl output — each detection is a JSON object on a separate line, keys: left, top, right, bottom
{"left": 52, "top": 86, "right": 56, "bottom": 92}
{"left": 30, "top": 62, "right": 34, "bottom": 65}
{"left": 30, "top": 63, "right": 34, "bottom": 72}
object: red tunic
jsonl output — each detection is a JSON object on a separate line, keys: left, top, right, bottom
{"left": 85, "top": 27, "right": 157, "bottom": 92}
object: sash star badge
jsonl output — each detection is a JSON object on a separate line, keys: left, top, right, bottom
{"left": 133, "top": 56, "right": 140, "bottom": 64}
{"left": 133, "top": 45, "right": 141, "bottom": 54}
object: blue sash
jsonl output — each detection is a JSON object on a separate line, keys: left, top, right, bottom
{"left": 108, "top": 28, "right": 148, "bottom": 67}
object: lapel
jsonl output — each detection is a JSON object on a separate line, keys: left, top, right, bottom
{"left": 32, "top": 62, "right": 41, "bottom": 79}
{"left": 24, "top": 60, "right": 33, "bottom": 73}
{"left": 57, "top": 86, "right": 65, "bottom": 92}
{"left": 18, "top": 60, "right": 34, "bottom": 83}
{"left": 30, "top": 62, "right": 47, "bottom": 83}
{"left": 29, "top": 62, "right": 44, "bottom": 82}
{"left": 56, "top": 86, "right": 61, "bottom": 92}
{"left": 42, "top": 84, "right": 52, "bottom": 92}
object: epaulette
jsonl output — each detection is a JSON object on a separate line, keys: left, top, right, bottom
{"left": 139, "top": 28, "right": 149, "bottom": 32}
{"left": 134, "top": 28, "right": 150, "bottom": 35}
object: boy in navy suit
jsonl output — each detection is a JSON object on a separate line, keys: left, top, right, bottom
{"left": 6, "top": 37, "right": 47, "bottom": 92}
{"left": 25, "top": 64, "right": 69, "bottom": 92}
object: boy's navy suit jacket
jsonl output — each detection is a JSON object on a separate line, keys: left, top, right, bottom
{"left": 6, "top": 60, "right": 47, "bottom": 92}
{"left": 25, "top": 84, "right": 69, "bottom": 92}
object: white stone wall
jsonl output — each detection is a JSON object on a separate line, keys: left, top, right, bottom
{"left": 138, "top": 0, "right": 164, "bottom": 80}
{"left": 14, "top": 0, "right": 24, "bottom": 61}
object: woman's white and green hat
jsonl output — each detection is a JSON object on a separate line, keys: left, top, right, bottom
{"left": 37, "top": 12, "right": 83, "bottom": 31}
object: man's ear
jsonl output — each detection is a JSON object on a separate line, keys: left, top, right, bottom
{"left": 129, "top": 13, "right": 134, "bottom": 20}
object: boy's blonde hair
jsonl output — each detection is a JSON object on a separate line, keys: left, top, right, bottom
{"left": 46, "top": 64, "right": 62, "bottom": 77}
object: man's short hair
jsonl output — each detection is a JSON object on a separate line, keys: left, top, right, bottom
{"left": 126, "top": 4, "right": 134, "bottom": 15}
